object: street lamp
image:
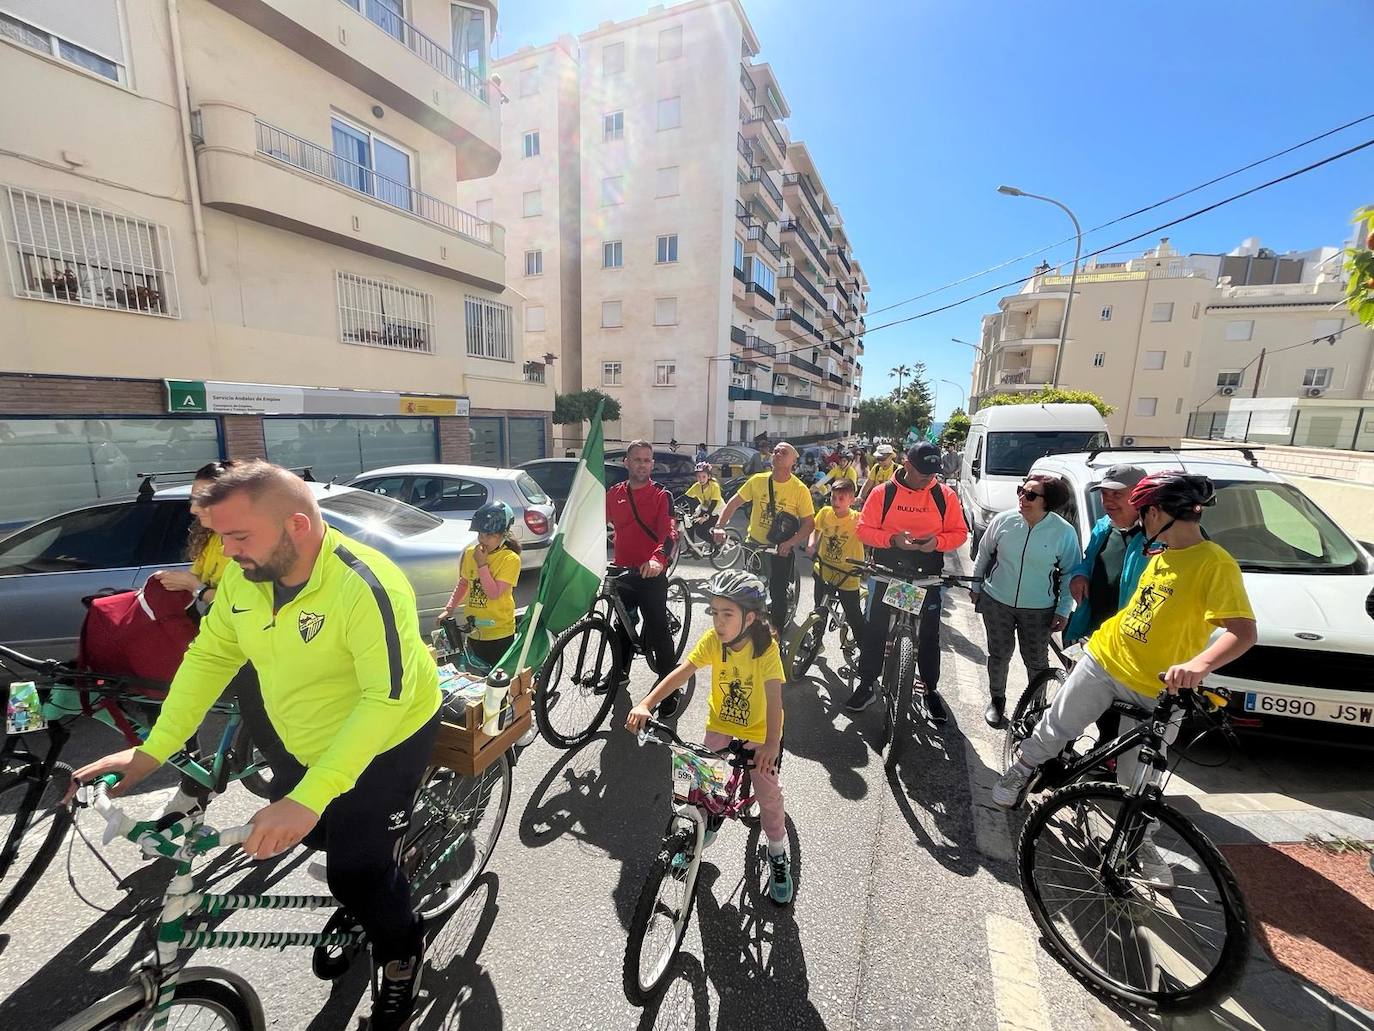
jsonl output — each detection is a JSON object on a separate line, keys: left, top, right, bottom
{"left": 950, "top": 337, "right": 984, "bottom": 353}
{"left": 997, "top": 185, "right": 1082, "bottom": 388}
{"left": 941, "top": 379, "right": 966, "bottom": 412}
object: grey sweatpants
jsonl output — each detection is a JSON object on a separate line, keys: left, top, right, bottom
{"left": 979, "top": 593, "right": 1054, "bottom": 701}
{"left": 1016, "top": 651, "right": 1182, "bottom": 789}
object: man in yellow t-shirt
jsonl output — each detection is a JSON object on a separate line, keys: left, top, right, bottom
{"left": 996, "top": 473, "right": 1257, "bottom": 815}
{"left": 713, "top": 442, "right": 816, "bottom": 628}
{"left": 859, "top": 443, "right": 898, "bottom": 503}
{"left": 806, "top": 478, "right": 867, "bottom": 634}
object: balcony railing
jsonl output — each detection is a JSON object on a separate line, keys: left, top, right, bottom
{"left": 834, "top": 246, "right": 853, "bottom": 276}
{"left": 775, "top": 305, "right": 816, "bottom": 340}
{"left": 255, "top": 120, "right": 497, "bottom": 247}
{"left": 523, "top": 362, "right": 547, "bottom": 384}
{"left": 745, "top": 107, "right": 786, "bottom": 152}
{"left": 729, "top": 385, "right": 775, "bottom": 405}
{"left": 338, "top": 0, "right": 486, "bottom": 101}
{"left": 740, "top": 333, "right": 775, "bottom": 356}
{"left": 777, "top": 262, "right": 829, "bottom": 312}
{"left": 782, "top": 348, "right": 822, "bottom": 379}
{"left": 828, "top": 373, "right": 844, "bottom": 385}
{"left": 739, "top": 64, "right": 756, "bottom": 100}
{"left": 746, "top": 281, "right": 776, "bottom": 305}
{"left": 781, "top": 173, "right": 831, "bottom": 240}
{"left": 828, "top": 341, "right": 844, "bottom": 356}
{"left": 746, "top": 223, "right": 782, "bottom": 260}
{"left": 749, "top": 167, "right": 783, "bottom": 209}
{"left": 780, "top": 218, "right": 826, "bottom": 269}
{"left": 736, "top": 132, "right": 752, "bottom": 163}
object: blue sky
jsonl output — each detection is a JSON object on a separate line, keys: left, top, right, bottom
{"left": 493, "top": 1, "right": 1374, "bottom": 419}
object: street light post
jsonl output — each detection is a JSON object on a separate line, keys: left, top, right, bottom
{"left": 941, "top": 378, "right": 966, "bottom": 412}
{"left": 951, "top": 337, "right": 985, "bottom": 406}
{"left": 997, "top": 186, "right": 1082, "bottom": 389}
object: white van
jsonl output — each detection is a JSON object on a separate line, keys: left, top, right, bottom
{"left": 960, "top": 403, "right": 1110, "bottom": 556}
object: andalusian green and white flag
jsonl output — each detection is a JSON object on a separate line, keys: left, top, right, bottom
{"left": 498, "top": 403, "right": 608, "bottom": 675}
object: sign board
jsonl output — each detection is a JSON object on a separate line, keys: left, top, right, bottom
{"left": 1041, "top": 271, "right": 1148, "bottom": 286}
{"left": 733, "top": 400, "right": 762, "bottom": 420}
{"left": 1224, "top": 397, "right": 1295, "bottom": 438}
{"left": 166, "top": 380, "right": 468, "bottom": 418}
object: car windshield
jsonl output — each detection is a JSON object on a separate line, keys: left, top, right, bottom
{"left": 319, "top": 490, "right": 442, "bottom": 537}
{"left": 1086, "top": 479, "right": 1365, "bottom": 574}
{"left": 986, "top": 431, "right": 1110, "bottom": 477}
{"left": 516, "top": 472, "right": 549, "bottom": 505}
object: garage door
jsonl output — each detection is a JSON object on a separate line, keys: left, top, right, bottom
{"left": 263, "top": 417, "right": 437, "bottom": 482}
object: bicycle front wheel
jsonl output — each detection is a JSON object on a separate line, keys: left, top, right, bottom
{"left": 1019, "top": 782, "right": 1250, "bottom": 1013}
{"left": 406, "top": 753, "right": 512, "bottom": 920}
{"left": 59, "top": 976, "right": 256, "bottom": 1030}
{"left": 0, "top": 749, "right": 73, "bottom": 926}
{"left": 535, "top": 616, "right": 622, "bottom": 749}
{"left": 784, "top": 614, "right": 823, "bottom": 682}
{"left": 665, "top": 578, "right": 693, "bottom": 664}
{"left": 709, "top": 527, "right": 744, "bottom": 569}
{"left": 624, "top": 827, "right": 701, "bottom": 1005}
{"left": 1003, "top": 667, "right": 1066, "bottom": 772}
{"left": 886, "top": 631, "right": 915, "bottom": 766}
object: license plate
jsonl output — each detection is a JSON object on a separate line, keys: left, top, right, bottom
{"left": 883, "top": 582, "right": 924, "bottom": 614}
{"left": 1244, "top": 691, "right": 1374, "bottom": 727}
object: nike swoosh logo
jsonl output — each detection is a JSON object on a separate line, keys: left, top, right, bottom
{"left": 231, "top": 605, "right": 250, "bottom": 614}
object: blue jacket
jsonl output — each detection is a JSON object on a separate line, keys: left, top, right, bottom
{"left": 973, "top": 510, "right": 1081, "bottom": 617}
{"left": 1063, "top": 515, "right": 1148, "bottom": 643}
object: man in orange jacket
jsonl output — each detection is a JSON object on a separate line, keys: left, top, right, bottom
{"left": 848, "top": 442, "right": 968, "bottom": 720}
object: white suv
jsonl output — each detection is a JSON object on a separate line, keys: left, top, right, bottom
{"left": 1030, "top": 447, "right": 1374, "bottom": 743}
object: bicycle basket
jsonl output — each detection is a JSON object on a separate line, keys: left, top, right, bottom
{"left": 669, "top": 747, "right": 728, "bottom": 803}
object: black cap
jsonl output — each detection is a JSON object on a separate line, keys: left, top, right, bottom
{"left": 906, "top": 442, "right": 942, "bottom": 475}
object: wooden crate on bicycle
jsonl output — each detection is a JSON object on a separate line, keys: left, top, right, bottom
{"left": 430, "top": 668, "right": 533, "bottom": 777}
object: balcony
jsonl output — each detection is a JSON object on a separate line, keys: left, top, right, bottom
{"left": 745, "top": 223, "right": 783, "bottom": 262}
{"left": 781, "top": 173, "right": 831, "bottom": 240}
{"left": 775, "top": 305, "right": 816, "bottom": 341}
{"left": 779, "top": 218, "right": 826, "bottom": 270}
{"left": 832, "top": 246, "right": 853, "bottom": 277}
{"left": 739, "top": 64, "right": 757, "bottom": 103}
{"left": 743, "top": 280, "right": 776, "bottom": 318}
{"left": 729, "top": 385, "right": 776, "bottom": 404}
{"left": 742, "top": 167, "right": 784, "bottom": 221}
{"left": 744, "top": 334, "right": 776, "bottom": 357}
{"left": 196, "top": 105, "right": 503, "bottom": 288}
{"left": 736, "top": 132, "right": 753, "bottom": 171}
{"left": 206, "top": 0, "right": 498, "bottom": 175}
{"left": 828, "top": 372, "right": 845, "bottom": 386}
{"left": 742, "top": 107, "right": 787, "bottom": 168}
{"left": 785, "top": 352, "right": 823, "bottom": 378}
{"left": 777, "top": 262, "right": 829, "bottom": 313}
{"left": 522, "top": 362, "right": 546, "bottom": 384}
{"left": 828, "top": 341, "right": 844, "bottom": 357}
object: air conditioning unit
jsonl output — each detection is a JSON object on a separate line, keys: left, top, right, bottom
{"left": 1305, "top": 387, "right": 1326, "bottom": 398}
{"left": 1219, "top": 386, "right": 1236, "bottom": 397}
{"left": 1121, "top": 436, "right": 1136, "bottom": 446}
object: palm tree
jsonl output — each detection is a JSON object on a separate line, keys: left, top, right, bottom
{"left": 889, "top": 364, "right": 911, "bottom": 398}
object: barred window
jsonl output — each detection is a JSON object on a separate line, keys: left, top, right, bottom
{"left": 336, "top": 271, "right": 433, "bottom": 353}
{"left": 465, "top": 295, "right": 514, "bottom": 361}
{"left": 2, "top": 186, "right": 179, "bottom": 317}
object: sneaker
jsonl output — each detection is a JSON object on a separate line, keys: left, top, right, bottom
{"left": 992, "top": 761, "right": 1035, "bottom": 810}
{"left": 671, "top": 828, "right": 716, "bottom": 872}
{"left": 1133, "top": 836, "right": 1176, "bottom": 892}
{"left": 369, "top": 949, "right": 423, "bottom": 1031}
{"left": 597, "top": 669, "right": 630, "bottom": 696}
{"left": 161, "top": 787, "right": 210, "bottom": 820}
{"left": 767, "top": 849, "right": 794, "bottom": 906}
{"left": 843, "top": 682, "right": 877, "bottom": 712}
{"left": 307, "top": 856, "right": 328, "bottom": 884}
{"left": 924, "top": 689, "right": 947, "bottom": 723}
{"left": 984, "top": 697, "right": 1006, "bottom": 728}
{"left": 655, "top": 689, "right": 681, "bottom": 719}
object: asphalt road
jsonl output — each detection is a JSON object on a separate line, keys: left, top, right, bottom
{"left": 1, "top": 548, "right": 1368, "bottom": 1030}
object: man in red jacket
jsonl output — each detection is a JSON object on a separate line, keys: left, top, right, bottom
{"left": 848, "top": 442, "right": 968, "bottom": 720}
{"left": 606, "top": 440, "right": 681, "bottom": 715}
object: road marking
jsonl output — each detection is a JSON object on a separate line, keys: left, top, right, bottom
{"left": 965, "top": 734, "right": 1014, "bottom": 862}
{"left": 986, "top": 913, "right": 1054, "bottom": 1031}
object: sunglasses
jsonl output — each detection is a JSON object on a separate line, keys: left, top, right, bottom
{"left": 1016, "top": 486, "right": 1045, "bottom": 501}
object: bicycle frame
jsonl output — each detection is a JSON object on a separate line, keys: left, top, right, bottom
{"left": 639, "top": 720, "right": 756, "bottom": 849}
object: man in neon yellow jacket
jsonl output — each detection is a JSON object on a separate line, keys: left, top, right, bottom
{"left": 71, "top": 461, "right": 439, "bottom": 1031}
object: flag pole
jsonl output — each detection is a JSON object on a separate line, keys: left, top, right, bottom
{"left": 513, "top": 599, "right": 544, "bottom": 673}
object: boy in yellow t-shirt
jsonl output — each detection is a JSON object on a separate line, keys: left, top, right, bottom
{"left": 438, "top": 502, "right": 523, "bottom": 669}
{"left": 626, "top": 570, "right": 793, "bottom": 905}
{"left": 806, "top": 478, "right": 867, "bottom": 634}
{"left": 995, "top": 474, "right": 1257, "bottom": 814}
{"left": 684, "top": 463, "right": 724, "bottom": 548}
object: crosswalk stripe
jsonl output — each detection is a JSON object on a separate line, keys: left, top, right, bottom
{"left": 986, "top": 913, "right": 1054, "bottom": 1031}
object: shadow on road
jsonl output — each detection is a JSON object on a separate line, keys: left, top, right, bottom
{"left": 634, "top": 952, "right": 711, "bottom": 1031}
{"left": 776, "top": 660, "right": 869, "bottom": 802}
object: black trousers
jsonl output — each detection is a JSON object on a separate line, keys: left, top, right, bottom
{"left": 467, "top": 634, "right": 514, "bottom": 670}
{"left": 858, "top": 582, "right": 944, "bottom": 690}
{"left": 759, "top": 549, "right": 795, "bottom": 630}
{"left": 269, "top": 713, "right": 440, "bottom": 961}
{"left": 812, "top": 577, "right": 866, "bottom": 637}
{"left": 614, "top": 572, "right": 676, "bottom": 678}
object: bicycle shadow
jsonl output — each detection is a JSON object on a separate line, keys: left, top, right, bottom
{"left": 415, "top": 872, "right": 504, "bottom": 1030}
{"left": 778, "top": 661, "right": 869, "bottom": 802}
{"left": 633, "top": 951, "right": 712, "bottom": 1031}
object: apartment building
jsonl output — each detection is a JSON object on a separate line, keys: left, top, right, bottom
{"left": 0, "top": 0, "right": 552, "bottom": 528}
{"left": 456, "top": 0, "right": 867, "bottom": 448}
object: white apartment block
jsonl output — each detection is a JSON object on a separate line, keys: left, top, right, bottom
{"left": 457, "top": 0, "right": 868, "bottom": 448}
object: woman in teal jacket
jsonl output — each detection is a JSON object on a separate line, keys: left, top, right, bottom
{"left": 1063, "top": 465, "right": 1150, "bottom": 644}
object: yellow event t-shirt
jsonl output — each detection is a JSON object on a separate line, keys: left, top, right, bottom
{"left": 190, "top": 533, "right": 231, "bottom": 587}
{"left": 685, "top": 480, "right": 723, "bottom": 512}
{"left": 457, "top": 545, "right": 522, "bottom": 640}
{"left": 687, "top": 628, "right": 785, "bottom": 744}
{"left": 814, "top": 506, "right": 864, "bottom": 589}
{"left": 738, "top": 472, "right": 815, "bottom": 545}
{"left": 1088, "top": 541, "right": 1254, "bottom": 696}
{"left": 867, "top": 460, "right": 897, "bottom": 488}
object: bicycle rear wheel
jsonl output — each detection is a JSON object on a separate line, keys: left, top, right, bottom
{"left": 228, "top": 724, "right": 275, "bottom": 800}
{"left": 624, "top": 827, "right": 701, "bottom": 1005}
{"left": 886, "top": 631, "right": 916, "bottom": 767}
{"left": 61, "top": 976, "right": 256, "bottom": 1030}
{"left": 709, "top": 528, "right": 744, "bottom": 570}
{"left": 534, "top": 616, "right": 622, "bottom": 749}
{"left": 0, "top": 747, "right": 73, "bottom": 926}
{"left": 1002, "top": 667, "right": 1067, "bottom": 772}
{"left": 665, "top": 578, "right": 693, "bottom": 664}
{"left": 406, "top": 753, "right": 512, "bottom": 920}
{"left": 1018, "top": 782, "right": 1249, "bottom": 1013}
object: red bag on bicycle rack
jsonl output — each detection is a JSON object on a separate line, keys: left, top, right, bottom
{"left": 76, "top": 578, "right": 196, "bottom": 691}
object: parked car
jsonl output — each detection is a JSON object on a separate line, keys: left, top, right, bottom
{"left": 1030, "top": 447, "right": 1374, "bottom": 746}
{"left": 0, "top": 483, "right": 477, "bottom": 666}
{"left": 603, "top": 449, "right": 698, "bottom": 498}
{"left": 517, "top": 458, "right": 629, "bottom": 519}
{"left": 706, "top": 445, "right": 767, "bottom": 480}
{"left": 348, "top": 465, "right": 555, "bottom": 570}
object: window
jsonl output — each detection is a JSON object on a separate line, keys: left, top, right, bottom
{"left": 654, "top": 297, "right": 678, "bottom": 326}
{"left": 655, "top": 361, "right": 676, "bottom": 386}
{"left": 1225, "top": 320, "right": 1254, "bottom": 342}
{"left": 409, "top": 476, "right": 489, "bottom": 515}
{"left": 2, "top": 185, "right": 180, "bottom": 317}
{"left": 657, "top": 97, "right": 682, "bottom": 131}
{"left": 602, "top": 41, "right": 625, "bottom": 75}
{"left": 733, "top": 238, "right": 745, "bottom": 272}
{"left": 656, "top": 166, "right": 680, "bottom": 197}
{"left": 1303, "top": 367, "right": 1333, "bottom": 388}
{"left": 522, "top": 189, "right": 542, "bottom": 217}
{"left": 465, "top": 295, "right": 514, "bottom": 360}
{"left": 656, "top": 234, "right": 679, "bottom": 264}
{"left": 1216, "top": 371, "right": 1243, "bottom": 389}
{"left": 749, "top": 258, "right": 776, "bottom": 296}
{"left": 347, "top": 0, "right": 404, "bottom": 40}
{"left": 1184, "top": 350, "right": 1192, "bottom": 368}
{"left": 451, "top": 3, "right": 489, "bottom": 90}
{"left": 1314, "top": 317, "right": 1344, "bottom": 340}
{"left": 601, "top": 176, "right": 624, "bottom": 206}
{"left": 658, "top": 25, "right": 683, "bottom": 60}
{"left": 602, "top": 361, "right": 623, "bottom": 386}
{"left": 1143, "top": 350, "right": 1166, "bottom": 370}
{"left": 1099, "top": 305, "right": 1113, "bottom": 321}
{"left": 519, "top": 66, "right": 538, "bottom": 96}
{"left": 522, "top": 131, "right": 540, "bottom": 158}
{"left": 331, "top": 117, "right": 413, "bottom": 211}
{"left": 337, "top": 271, "right": 433, "bottom": 353}
{"left": 653, "top": 419, "right": 675, "bottom": 441}
{"left": 0, "top": 11, "right": 125, "bottom": 82}
{"left": 603, "top": 110, "right": 624, "bottom": 141}
{"left": 601, "top": 300, "right": 623, "bottom": 327}
{"left": 603, "top": 240, "right": 623, "bottom": 268}
{"left": 1150, "top": 302, "right": 1174, "bottom": 322}
{"left": 1135, "top": 397, "right": 1158, "bottom": 417}
{"left": 525, "top": 305, "right": 546, "bottom": 332}
{"left": 474, "top": 198, "right": 494, "bottom": 221}
{"left": 524, "top": 249, "right": 543, "bottom": 276}
{"left": 1092, "top": 352, "right": 1105, "bottom": 368}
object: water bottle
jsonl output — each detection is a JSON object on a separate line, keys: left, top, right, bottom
{"left": 482, "top": 669, "right": 511, "bottom": 736}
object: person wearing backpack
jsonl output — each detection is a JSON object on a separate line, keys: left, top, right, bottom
{"left": 849, "top": 443, "right": 968, "bottom": 720}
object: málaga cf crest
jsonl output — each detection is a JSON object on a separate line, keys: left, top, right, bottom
{"left": 298, "top": 611, "right": 326, "bottom": 643}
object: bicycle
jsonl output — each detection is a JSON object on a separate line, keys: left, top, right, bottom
{"left": 0, "top": 644, "right": 272, "bottom": 927}
{"left": 781, "top": 557, "right": 864, "bottom": 682}
{"left": 533, "top": 565, "right": 693, "bottom": 749}
{"left": 666, "top": 502, "right": 743, "bottom": 576}
{"left": 726, "top": 537, "right": 802, "bottom": 626}
{"left": 1007, "top": 684, "right": 1251, "bottom": 1013}
{"left": 622, "top": 717, "right": 765, "bottom": 1005}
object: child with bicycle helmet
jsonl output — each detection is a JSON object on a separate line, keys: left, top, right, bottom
{"left": 438, "top": 501, "right": 522, "bottom": 668}
{"left": 685, "top": 462, "right": 723, "bottom": 546}
{"left": 995, "top": 472, "right": 1257, "bottom": 829}
{"left": 625, "top": 570, "right": 794, "bottom": 905}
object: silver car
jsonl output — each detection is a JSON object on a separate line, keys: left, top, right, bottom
{"left": 348, "top": 464, "right": 556, "bottom": 570}
{"left": 0, "top": 482, "right": 476, "bottom": 664}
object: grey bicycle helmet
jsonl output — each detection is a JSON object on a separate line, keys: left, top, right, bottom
{"left": 704, "top": 570, "right": 767, "bottom": 612}
{"left": 471, "top": 501, "right": 515, "bottom": 534}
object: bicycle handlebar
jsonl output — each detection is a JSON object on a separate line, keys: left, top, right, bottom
{"left": 635, "top": 718, "right": 754, "bottom": 767}
{"left": 77, "top": 777, "right": 254, "bottom": 857}
{"left": 846, "top": 559, "right": 979, "bottom": 590}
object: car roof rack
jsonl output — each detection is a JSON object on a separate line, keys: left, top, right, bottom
{"left": 1084, "top": 445, "right": 1262, "bottom": 468}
